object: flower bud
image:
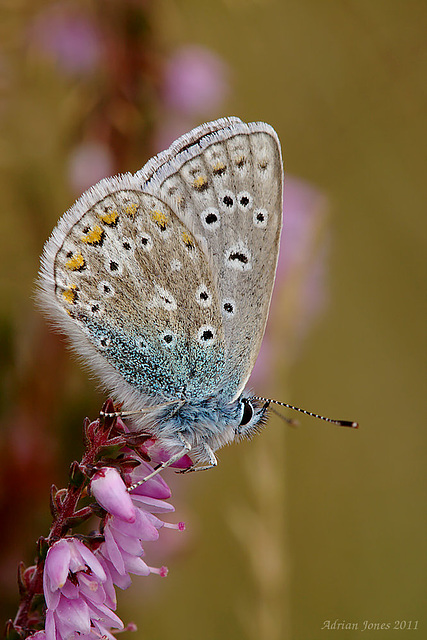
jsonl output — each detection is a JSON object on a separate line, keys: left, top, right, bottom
{"left": 91, "top": 467, "right": 136, "bottom": 523}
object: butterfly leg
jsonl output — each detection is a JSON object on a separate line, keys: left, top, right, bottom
{"left": 178, "top": 443, "right": 218, "bottom": 474}
{"left": 128, "top": 434, "right": 192, "bottom": 491}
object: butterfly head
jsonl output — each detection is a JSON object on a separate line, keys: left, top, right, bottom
{"left": 127, "top": 392, "right": 269, "bottom": 463}
{"left": 234, "top": 395, "right": 270, "bottom": 440}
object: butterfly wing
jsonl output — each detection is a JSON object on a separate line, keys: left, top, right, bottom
{"left": 136, "top": 118, "right": 283, "bottom": 400}
{"left": 39, "top": 118, "right": 283, "bottom": 410}
{"left": 38, "top": 177, "right": 226, "bottom": 408}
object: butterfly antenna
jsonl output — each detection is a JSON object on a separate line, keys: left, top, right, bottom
{"left": 268, "top": 404, "right": 299, "bottom": 427}
{"left": 253, "top": 396, "right": 358, "bottom": 428}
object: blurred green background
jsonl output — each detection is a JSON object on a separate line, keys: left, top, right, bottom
{"left": 0, "top": 1, "right": 425, "bottom": 639}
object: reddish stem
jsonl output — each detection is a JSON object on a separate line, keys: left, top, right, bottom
{"left": 12, "top": 407, "right": 119, "bottom": 633}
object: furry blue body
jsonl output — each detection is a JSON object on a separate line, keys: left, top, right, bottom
{"left": 145, "top": 394, "right": 267, "bottom": 463}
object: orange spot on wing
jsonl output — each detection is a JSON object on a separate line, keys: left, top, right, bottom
{"left": 62, "top": 285, "right": 78, "bottom": 304}
{"left": 182, "top": 231, "right": 195, "bottom": 249}
{"left": 81, "top": 225, "right": 104, "bottom": 245}
{"left": 193, "top": 176, "right": 208, "bottom": 191}
{"left": 150, "top": 209, "right": 169, "bottom": 230}
{"left": 99, "top": 210, "right": 118, "bottom": 225}
{"left": 124, "top": 202, "right": 138, "bottom": 217}
{"left": 65, "top": 253, "right": 86, "bottom": 271}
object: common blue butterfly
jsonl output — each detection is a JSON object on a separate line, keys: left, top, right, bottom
{"left": 38, "top": 117, "right": 356, "bottom": 476}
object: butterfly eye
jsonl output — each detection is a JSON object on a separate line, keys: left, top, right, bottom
{"left": 239, "top": 398, "right": 254, "bottom": 426}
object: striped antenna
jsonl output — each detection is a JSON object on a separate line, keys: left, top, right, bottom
{"left": 253, "top": 396, "right": 358, "bottom": 428}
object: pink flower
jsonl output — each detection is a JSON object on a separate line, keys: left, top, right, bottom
{"left": 43, "top": 538, "right": 123, "bottom": 640}
{"left": 38, "top": 459, "right": 184, "bottom": 638}
{"left": 91, "top": 467, "right": 136, "bottom": 523}
{"left": 95, "top": 461, "right": 184, "bottom": 591}
{"left": 277, "top": 176, "right": 329, "bottom": 279}
{"left": 163, "top": 45, "right": 229, "bottom": 116}
{"left": 250, "top": 176, "right": 330, "bottom": 384}
{"left": 150, "top": 447, "right": 194, "bottom": 470}
{"left": 124, "top": 459, "right": 172, "bottom": 500}
{"left": 28, "top": 5, "right": 102, "bottom": 75}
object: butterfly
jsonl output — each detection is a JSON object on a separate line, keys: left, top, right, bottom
{"left": 38, "top": 117, "right": 356, "bottom": 476}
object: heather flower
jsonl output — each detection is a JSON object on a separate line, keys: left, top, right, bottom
{"left": 150, "top": 447, "right": 194, "bottom": 471}
{"left": 163, "top": 45, "right": 229, "bottom": 116}
{"left": 95, "top": 461, "right": 184, "bottom": 592}
{"left": 29, "top": 441, "right": 184, "bottom": 640}
{"left": 43, "top": 538, "right": 123, "bottom": 640}
{"left": 28, "top": 5, "right": 102, "bottom": 75}
{"left": 250, "top": 176, "right": 330, "bottom": 383}
{"left": 116, "top": 417, "right": 193, "bottom": 473}
{"left": 91, "top": 467, "right": 136, "bottom": 523}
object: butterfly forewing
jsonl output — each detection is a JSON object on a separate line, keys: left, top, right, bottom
{"left": 138, "top": 120, "right": 283, "bottom": 399}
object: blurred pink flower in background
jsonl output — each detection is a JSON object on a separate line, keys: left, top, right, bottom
{"left": 278, "top": 176, "right": 330, "bottom": 338}
{"left": 277, "top": 176, "right": 329, "bottom": 279}
{"left": 155, "top": 45, "right": 230, "bottom": 152}
{"left": 68, "top": 141, "right": 114, "bottom": 193}
{"left": 162, "top": 45, "right": 229, "bottom": 116}
{"left": 28, "top": 4, "right": 102, "bottom": 75}
{"left": 249, "top": 176, "right": 330, "bottom": 384}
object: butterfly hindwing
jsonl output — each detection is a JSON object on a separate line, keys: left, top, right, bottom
{"left": 39, "top": 182, "right": 226, "bottom": 404}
